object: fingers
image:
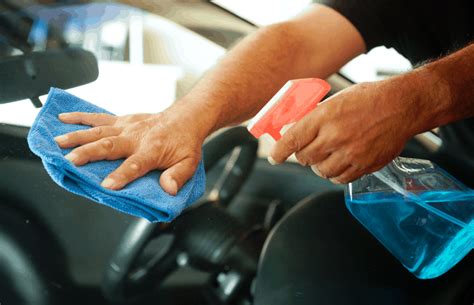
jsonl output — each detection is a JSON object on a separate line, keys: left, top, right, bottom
{"left": 329, "top": 163, "right": 374, "bottom": 184}
{"left": 101, "top": 154, "right": 152, "bottom": 190}
{"left": 160, "top": 158, "right": 199, "bottom": 196}
{"left": 310, "top": 151, "right": 350, "bottom": 179}
{"left": 294, "top": 138, "right": 329, "bottom": 166}
{"left": 330, "top": 165, "right": 362, "bottom": 184}
{"left": 59, "top": 112, "right": 117, "bottom": 127}
{"left": 65, "top": 136, "right": 131, "bottom": 166}
{"left": 99, "top": 155, "right": 199, "bottom": 195}
{"left": 55, "top": 126, "right": 121, "bottom": 148}
{"left": 270, "top": 121, "right": 320, "bottom": 164}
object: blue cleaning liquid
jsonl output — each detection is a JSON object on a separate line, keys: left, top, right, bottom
{"left": 345, "top": 191, "right": 474, "bottom": 279}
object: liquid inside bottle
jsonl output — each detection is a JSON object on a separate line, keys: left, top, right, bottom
{"left": 345, "top": 158, "right": 474, "bottom": 279}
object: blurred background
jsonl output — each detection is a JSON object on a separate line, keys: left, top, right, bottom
{"left": 0, "top": 0, "right": 412, "bottom": 125}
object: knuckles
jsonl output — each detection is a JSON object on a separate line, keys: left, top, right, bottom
{"left": 93, "top": 126, "right": 105, "bottom": 137}
{"left": 127, "top": 159, "right": 143, "bottom": 172}
{"left": 295, "top": 153, "right": 309, "bottom": 166}
{"left": 282, "top": 132, "right": 301, "bottom": 153}
{"left": 286, "top": 132, "right": 300, "bottom": 150}
{"left": 101, "top": 138, "right": 115, "bottom": 151}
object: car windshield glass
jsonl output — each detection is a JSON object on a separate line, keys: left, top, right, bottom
{"left": 0, "top": 1, "right": 194, "bottom": 126}
{"left": 0, "top": 1, "right": 136, "bottom": 60}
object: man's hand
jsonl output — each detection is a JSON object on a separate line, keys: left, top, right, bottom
{"left": 269, "top": 78, "right": 428, "bottom": 184}
{"left": 55, "top": 106, "right": 211, "bottom": 195}
{"left": 270, "top": 43, "right": 474, "bottom": 184}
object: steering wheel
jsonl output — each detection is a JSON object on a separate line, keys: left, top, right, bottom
{"left": 102, "top": 127, "right": 259, "bottom": 303}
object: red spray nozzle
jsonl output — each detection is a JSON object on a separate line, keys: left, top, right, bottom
{"left": 247, "top": 78, "right": 331, "bottom": 141}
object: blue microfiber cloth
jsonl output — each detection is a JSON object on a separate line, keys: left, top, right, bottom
{"left": 27, "top": 88, "right": 205, "bottom": 222}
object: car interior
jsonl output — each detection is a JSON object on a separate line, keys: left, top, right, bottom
{"left": 0, "top": 1, "right": 471, "bottom": 305}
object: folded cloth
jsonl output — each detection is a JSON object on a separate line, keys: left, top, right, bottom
{"left": 27, "top": 88, "right": 205, "bottom": 222}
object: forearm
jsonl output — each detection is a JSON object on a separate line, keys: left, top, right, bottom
{"left": 172, "top": 4, "right": 365, "bottom": 139}
{"left": 427, "top": 43, "right": 474, "bottom": 123}
{"left": 176, "top": 22, "right": 311, "bottom": 134}
{"left": 399, "top": 43, "right": 474, "bottom": 135}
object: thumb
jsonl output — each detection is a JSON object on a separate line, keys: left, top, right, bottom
{"left": 160, "top": 158, "right": 199, "bottom": 196}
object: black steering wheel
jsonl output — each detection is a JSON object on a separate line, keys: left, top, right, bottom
{"left": 102, "top": 127, "right": 259, "bottom": 303}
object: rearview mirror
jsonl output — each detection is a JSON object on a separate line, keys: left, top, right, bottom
{"left": 0, "top": 48, "right": 99, "bottom": 107}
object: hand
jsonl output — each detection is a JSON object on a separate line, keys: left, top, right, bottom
{"left": 55, "top": 106, "right": 211, "bottom": 195}
{"left": 270, "top": 79, "right": 424, "bottom": 184}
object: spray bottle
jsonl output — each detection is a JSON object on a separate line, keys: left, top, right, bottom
{"left": 247, "top": 78, "right": 474, "bottom": 279}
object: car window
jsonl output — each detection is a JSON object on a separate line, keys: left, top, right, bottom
{"left": 0, "top": 1, "right": 222, "bottom": 126}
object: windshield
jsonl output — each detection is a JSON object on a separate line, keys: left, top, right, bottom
{"left": 0, "top": 1, "right": 136, "bottom": 60}
{"left": 0, "top": 1, "right": 195, "bottom": 126}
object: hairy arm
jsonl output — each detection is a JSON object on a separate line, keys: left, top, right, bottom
{"left": 175, "top": 4, "right": 366, "bottom": 136}
{"left": 56, "top": 4, "right": 366, "bottom": 194}
{"left": 270, "top": 43, "right": 474, "bottom": 184}
{"left": 413, "top": 43, "right": 474, "bottom": 131}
